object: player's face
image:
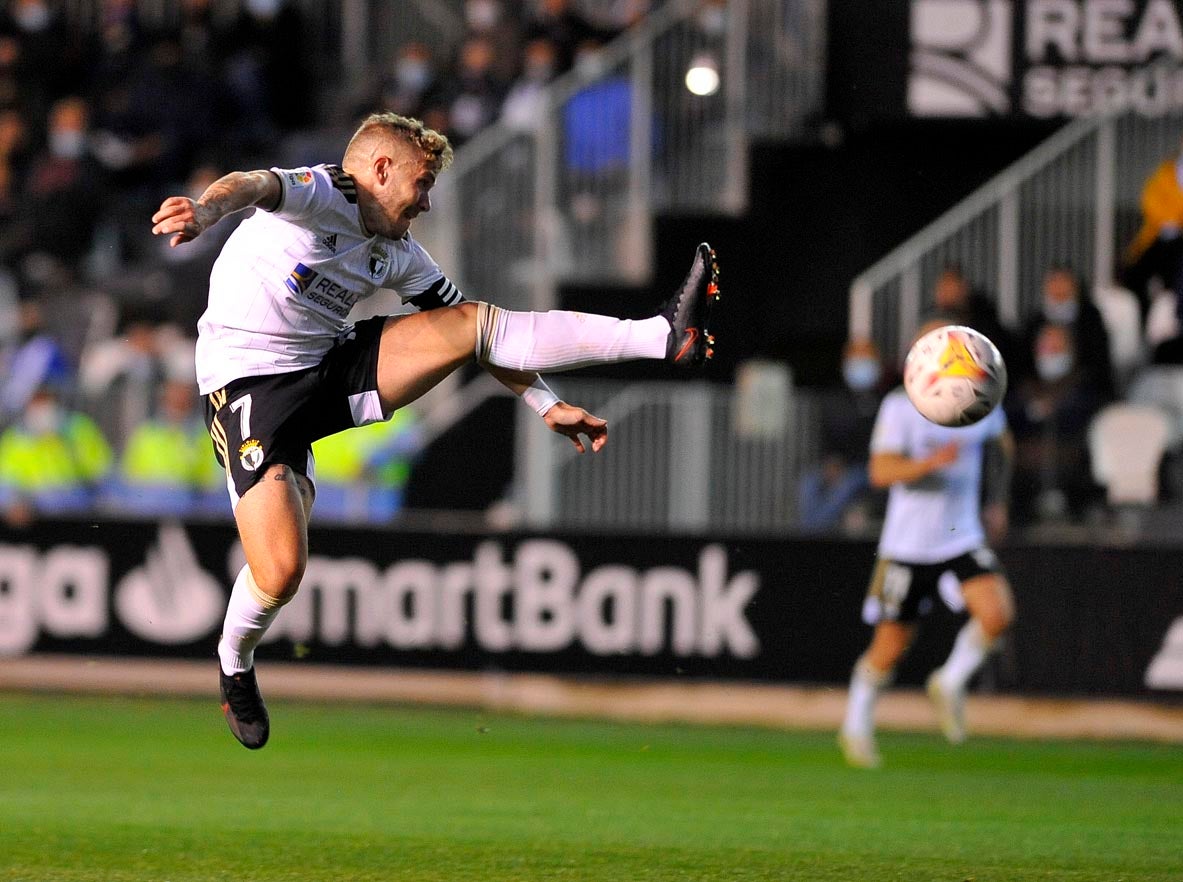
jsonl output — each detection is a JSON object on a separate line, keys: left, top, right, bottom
{"left": 378, "top": 149, "right": 436, "bottom": 239}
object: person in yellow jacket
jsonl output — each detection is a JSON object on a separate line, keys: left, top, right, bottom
{"left": 0, "top": 386, "right": 113, "bottom": 525}
{"left": 1122, "top": 147, "right": 1183, "bottom": 327}
{"left": 310, "top": 406, "right": 421, "bottom": 523}
{"left": 110, "top": 377, "right": 224, "bottom": 517}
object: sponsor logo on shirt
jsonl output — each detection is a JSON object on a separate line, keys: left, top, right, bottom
{"left": 284, "top": 262, "right": 315, "bottom": 296}
{"left": 287, "top": 170, "right": 313, "bottom": 188}
{"left": 282, "top": 262, "right": 359, "bottom": 318}
{"left": 321, "top": 233, "right": 337, "bottom": 253}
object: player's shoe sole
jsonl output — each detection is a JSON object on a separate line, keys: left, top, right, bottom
{"left": 219, "top": 666, "right": 270, "bottom": 750}
{"left": 926, "top": 671, "right": 967, "bottom": 745}
{"left": 662, "top": 242, "right": 720, "bottom": 368}
{"left": 838, "top": 731, "right": 882, "bottom": 769}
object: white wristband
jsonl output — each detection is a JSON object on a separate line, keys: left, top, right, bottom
{"left": 521, "top": 376, "right": 560, "bottom": 417}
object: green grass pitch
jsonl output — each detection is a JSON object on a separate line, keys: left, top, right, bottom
{"left": 1, "top": 692, "right": 1180, "bottom": 881}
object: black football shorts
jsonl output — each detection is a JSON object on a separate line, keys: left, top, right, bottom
{"left": 203, "top": 316, "right": 387, "bottom": 506}
{"left": 862, "top": 548, "right": 1003, "bottom": 625}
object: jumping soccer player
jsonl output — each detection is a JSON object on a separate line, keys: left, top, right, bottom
{"left": 151, "top": 112, "right": 719, "bottom": 749}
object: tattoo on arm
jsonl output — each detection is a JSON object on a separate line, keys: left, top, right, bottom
{"left": 199, "top": 170, "right": 281, "bottom": 220}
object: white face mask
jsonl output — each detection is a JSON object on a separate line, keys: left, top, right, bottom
{"left": 574, "top": 50, "right": 607, "bottom": 79}
{"left": 395, "top": 59, "right": 430, "bottom": 92}
{"left": 842, "top": 357, "right": 881, "bottom": 391}
{"left": 465, "top": 0, "right": 500, "bottom": 29}
{"left": 1043, "top": 298, "right": 1079, "bottom": 324}
{"left": 24, "top": 400, "right": 64, "bottom": 434}
{"left": 245, "top": 0, "right": 280, "bottom": 19}
{"left": 1036, "top": 351, "right": 1074, "bottom": 382}
{"left": 14, "top": 2, "right": 51, "bottom": 32}
{"left": 697, "top": 5, "right": 726, "bottom": 36}
{"left": 50, "top": 129, "right": 85, "bottom": 159}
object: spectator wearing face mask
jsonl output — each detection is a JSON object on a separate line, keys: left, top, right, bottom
{"left": 525, "top": 0, "right": 607, "bottom": 74}
{"left": 0, "top": 299, "right": 71, "bottom": 423}
{"left": 1121, "top": 137, "right": 1183, "bottom": 324}
{"left": 0, "top": 382, "right": 112, "bottom": 525}
{"left": 1017, "top": 264, "right": 1114, "bottom": 398}
{"left": 797, "top": 336, "right": 891, "bottom": 534}
{"left": 463, "top": 0, "right": 522, "bottom": 86}
{"left": 0, "top": 0, "right": 82, "bottom": 111}
{"left": 441, "top": 35, "right": 507, "bottom": 146}
{"left": 501, "top": 37, "right": 559, "bottom": 130}
{"left": 1005, "top": 322, "right": 1109, "bottom": 525}
{"left": 930, "top": 263, "right": 1020, "bottom": 382}
{"left": 11, "top": 96, "right": 105, "bottom": 271}
{"left": 373, "top": 42, "right": 440, "bottom": 121}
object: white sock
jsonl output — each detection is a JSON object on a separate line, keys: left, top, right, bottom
{"left": 475, "top": 302, "right": 670, "bottom": 371}
{"left": 218, "top": 566, "right": 287, "bottom": 675}
{"left": 936, "top": 620, "right": 994, "bottom": 694}
{"left": 842, "top": 656, "right": 892, "bottom": 739}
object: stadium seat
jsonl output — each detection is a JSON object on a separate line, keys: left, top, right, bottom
{"left": 1088, "top": 403, "right": 1171, "bottom": 505}
{"left": 1128, "top": 365, "right": 1183, "bottom": 449}
{"left": 1093, "top": 283, "right": 1144, "bottom": 391}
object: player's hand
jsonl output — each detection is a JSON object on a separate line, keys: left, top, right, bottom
{"left": 543, "top": 402, "right": 608, "bottom": 453}
{"left": 982, "top": 502, "right": 1009, "bottom": 545}
{"left": 151, "top": 196, "right": 214, "bottom": 248}
{"left": 926, "top": 441, "right": 959, "bottom": 471}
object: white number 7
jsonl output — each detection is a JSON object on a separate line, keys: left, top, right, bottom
{"left": 230, "top": 394, "right": 253, "bottom": 437}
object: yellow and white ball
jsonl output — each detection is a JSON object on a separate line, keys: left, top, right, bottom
{"left": 903, "top": 324, "right": 1007, "bottom": 427}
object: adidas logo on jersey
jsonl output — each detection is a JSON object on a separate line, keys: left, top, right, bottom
{"left": 321, "top": 234, "right": 337, "bottom": 253}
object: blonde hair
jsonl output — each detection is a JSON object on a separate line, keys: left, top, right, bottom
{"left": 344, "top": 112, "right": 453, "bottom": 172}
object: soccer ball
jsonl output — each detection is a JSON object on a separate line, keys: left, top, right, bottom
{"left": 903, "top": 324, "right": 1007, "bottom": 427}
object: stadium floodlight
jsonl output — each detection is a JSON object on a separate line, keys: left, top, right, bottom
{"left": 684, "top": 54, "right": 720, "bottom": 96}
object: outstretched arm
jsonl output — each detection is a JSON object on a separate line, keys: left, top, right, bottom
{"left": 151, "top": 170, "right": 281, "bottom": 247}
{"left": 485, "top": 364, "right": 608, "bottom": 454}
{"left": 868, "top": 442, "right": 959, "bottom": 489}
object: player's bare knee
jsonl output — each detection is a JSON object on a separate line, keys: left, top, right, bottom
{"left": 251, "top": 553, "right": 306, "bottom": 602}
{"left": 471, "top": 300, "right": 501, "bottom": 364}
{"left": 978, "top": 604, "right": 1013, "bottom": 639}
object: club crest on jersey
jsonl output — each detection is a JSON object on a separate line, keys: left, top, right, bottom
{"left": 286, "top": 170, "right": 313, "bottom": 188}
{"left": 239, "top": 439, "right": 264, "bottom": 472}
{"left": 368, "top": 248, "right": 388, "bottom": 280}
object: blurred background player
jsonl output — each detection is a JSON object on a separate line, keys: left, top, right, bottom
{"left": 839, "top": 322, "right": 1015, "bottom": 769}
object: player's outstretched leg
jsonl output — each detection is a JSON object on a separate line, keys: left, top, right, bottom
{"left": 661, "top": 242, "right": 720, "bottom": 367}
{"left": 219, "top": 665, "right": 270, "bottom": 750}
{"left": 468, "top": 242, "right": 722, "bottom": 375}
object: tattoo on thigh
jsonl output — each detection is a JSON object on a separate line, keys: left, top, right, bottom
{"left": 272, "top": 465, "right": 291, "bottom": 482}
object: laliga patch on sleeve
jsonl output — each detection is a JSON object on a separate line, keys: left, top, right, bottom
{"left": 286, "top": 170, "right": 313, "bottom": 188}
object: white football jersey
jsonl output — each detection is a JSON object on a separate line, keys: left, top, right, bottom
{"left": 195, "top": 164, "right": 464, "bottom": 394}
{"left": 872, "top": 388, "right": 1007, "bottom": 563}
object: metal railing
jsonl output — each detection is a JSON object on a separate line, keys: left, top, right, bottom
{"left": 414, "top": 0, "right": 826, "bottom": 312}
{"left": 848, "top": 109, "right": 1183, "bottom": 364}
{"left": 513, "top": 377, "right": 820, "bottom": 534}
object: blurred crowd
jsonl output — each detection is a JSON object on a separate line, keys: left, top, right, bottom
{"left": 7, "top": 0, "right": 1183, "bottom": 538}
{"left": 0, "top": 0, "right": 656, "bottom": 525}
